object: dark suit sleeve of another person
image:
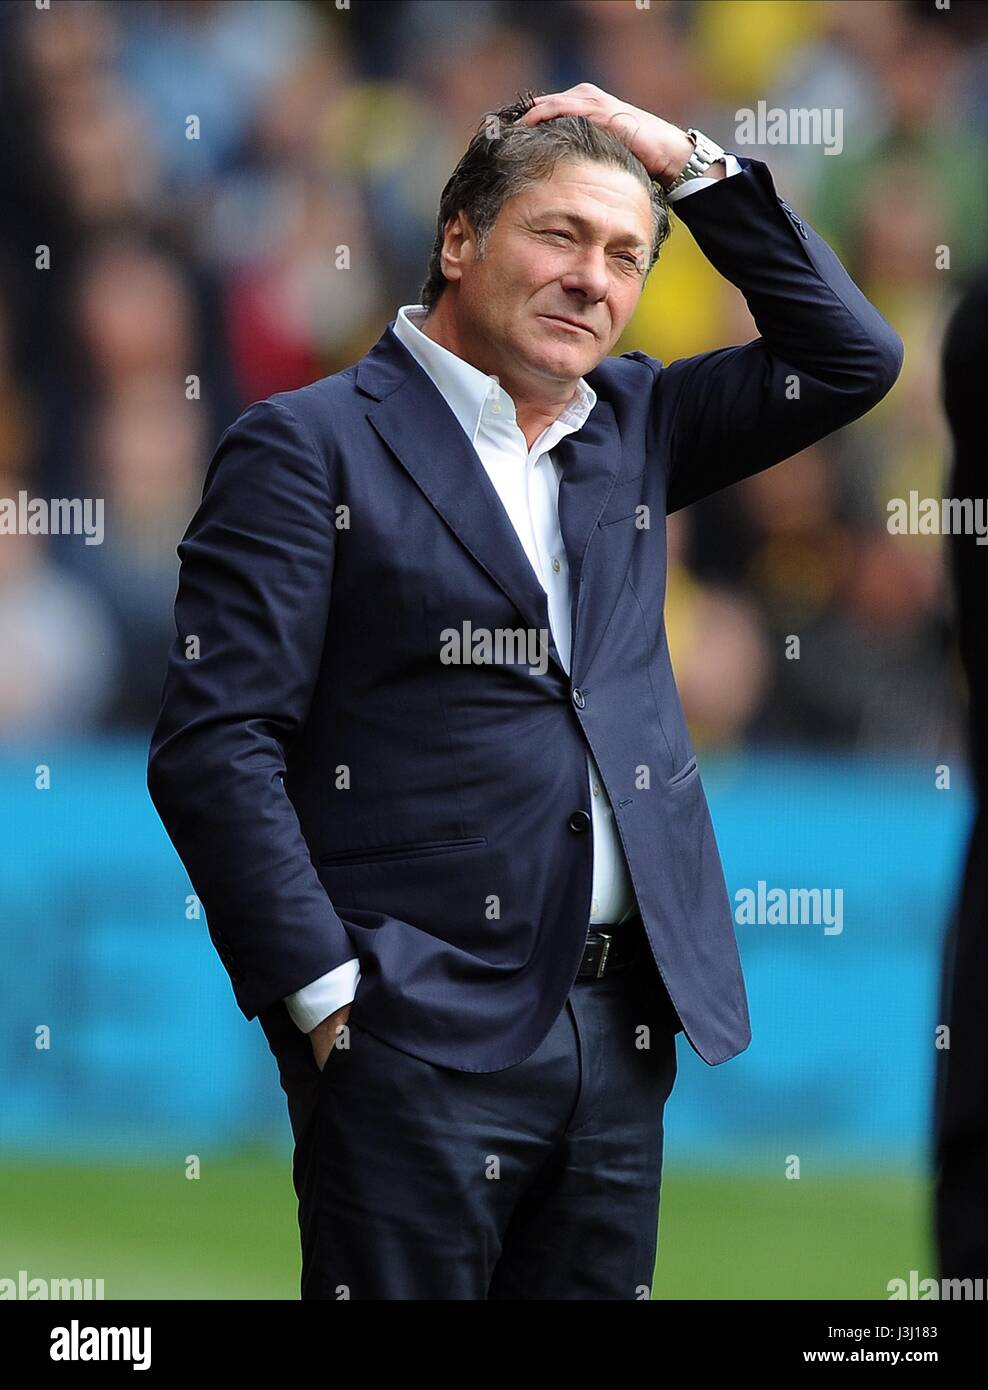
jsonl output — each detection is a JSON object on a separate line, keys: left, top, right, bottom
{"left": 943, "top": 268, "right": 988, "bottom": 785}
{"left": 935, "top": 266, "right": 988, "bottom": 1278}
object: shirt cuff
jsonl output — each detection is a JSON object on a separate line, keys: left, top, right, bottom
{"left": 284, "top": 957, "right": 361, "bottom": 1033}
{"left": 666, "top": 152, "right": 741, "bottom": 202}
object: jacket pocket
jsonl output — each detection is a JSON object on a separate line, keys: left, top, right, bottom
{"left": 667, "top": 756, "right": 699, "bottom": 789}
{"left": 318, "top": 835, "right": 487, "bottom": 867}
{"left": 598, "top": 472, "right": 646, "bottom": 527}
{"left": 598, "top": 507, "right": 643, "bottom": 527}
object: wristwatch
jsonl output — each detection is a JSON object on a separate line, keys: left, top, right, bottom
{"left": 664, "top": 128, "right": 726, "bottom": 193}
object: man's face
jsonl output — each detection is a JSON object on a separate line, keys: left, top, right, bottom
{"left": 439, "top": 158, "right": 653, "bottom": 391}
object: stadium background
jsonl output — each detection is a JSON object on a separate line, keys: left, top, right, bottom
{"left": 1, "top": 0, "right": 985, "bottom": 1298}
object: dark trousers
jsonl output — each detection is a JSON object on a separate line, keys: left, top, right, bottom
{"left": 259, "top": 918, "right": 680, "bottom": 1300}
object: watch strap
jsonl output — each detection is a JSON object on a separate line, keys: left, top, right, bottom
{"left": 665, "top": 128, "right": 726, "bottom": 192}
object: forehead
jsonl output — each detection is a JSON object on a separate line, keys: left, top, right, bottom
{"left": 515, "top": 158, "right": 653, "bottom": 243}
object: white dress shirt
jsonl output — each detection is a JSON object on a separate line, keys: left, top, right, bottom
{"left": 284, "top": 152, "right": 742, "bottom": 1033}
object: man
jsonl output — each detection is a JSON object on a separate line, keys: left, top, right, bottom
{"left": 147, "top": 85, "right": 903, "bottom": 1299}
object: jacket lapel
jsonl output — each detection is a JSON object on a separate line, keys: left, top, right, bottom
{"left": 553, "top": 395, "right": 628, "bottom": 683}
{"left": 356, "top": 325, "right": 628, "bottom": 685}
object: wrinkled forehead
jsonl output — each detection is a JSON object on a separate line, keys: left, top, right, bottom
{"left": 510, "top": 159, "right": 654, "bottom": 247}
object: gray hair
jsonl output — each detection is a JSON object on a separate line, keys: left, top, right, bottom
{"left": 420, "top": 90, "right": 672, "bottom": 310}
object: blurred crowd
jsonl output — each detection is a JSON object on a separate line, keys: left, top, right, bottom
{"left": 1, "top": 0, "right": 985, "bottom": 753}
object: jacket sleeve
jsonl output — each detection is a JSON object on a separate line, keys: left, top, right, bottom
{"left": 626, "top": 156, "right": 904, "bottom": 515}
{"left": 147, "top": 396, "right": 357, "bottom": 1020}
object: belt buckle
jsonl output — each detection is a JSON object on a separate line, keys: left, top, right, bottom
{"left": 594, "top": 930, "right": 613, "bottom": 979}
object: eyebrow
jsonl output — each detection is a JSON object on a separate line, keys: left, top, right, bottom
{"left": 531, "top": 209, "right": 649, "bottom": 252}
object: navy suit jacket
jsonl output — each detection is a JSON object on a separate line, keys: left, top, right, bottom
{"left": 147, "top": 157, "right": 903, "bottom": 1070}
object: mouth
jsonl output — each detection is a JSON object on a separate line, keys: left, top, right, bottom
{"left": 540, "top": 314, "right": 595, "bottom": 336}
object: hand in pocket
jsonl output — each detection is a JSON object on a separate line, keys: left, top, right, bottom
{"left": 309, "top": 1002, "right": 352, "bottom": 1072}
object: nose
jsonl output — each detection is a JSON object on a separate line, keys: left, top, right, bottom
{"left": 559, "top": 251, "right": 610, "bottom": 304}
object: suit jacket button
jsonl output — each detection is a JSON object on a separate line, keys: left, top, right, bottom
{"left": 568, "top": 810, "right": 591, "bottom": 833}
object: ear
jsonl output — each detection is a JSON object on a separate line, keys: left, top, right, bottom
{"left": 441, "top": 211, "right": 478, "bottom": 285}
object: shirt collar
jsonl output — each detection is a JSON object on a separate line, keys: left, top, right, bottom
{"left": 392, "top": 303, "right": 597, "bottom": 447}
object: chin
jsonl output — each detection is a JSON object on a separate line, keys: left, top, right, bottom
{"left": 530, "top": 334, "right": 593, "bottom": 373}
{"left": 530, "top": 351, "right": 581, "bottom": 380}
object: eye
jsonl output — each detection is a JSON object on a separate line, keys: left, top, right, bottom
{"left": 543, "top": 229, "right": 572, "bottom": 241}
{"left": 617, "top": 253, "right": 642, "bottom": 269}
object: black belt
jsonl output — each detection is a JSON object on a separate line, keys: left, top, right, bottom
{"left": 577, "top": 915, "right": 645, "bottom": 979}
